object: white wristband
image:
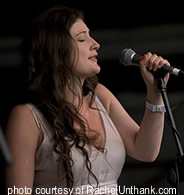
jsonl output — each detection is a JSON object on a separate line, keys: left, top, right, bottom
{"left": 146, "top": 101, "right": 166, "bottom": 112}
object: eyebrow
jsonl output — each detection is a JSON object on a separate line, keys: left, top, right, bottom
{"left": 75, "top": 30, "right": 90, "bottom": 37}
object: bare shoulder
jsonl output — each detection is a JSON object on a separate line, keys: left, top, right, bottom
{"left": 95, "top": 83, "right": 116, "bottom": 114}
{"left": 8, "top": 104, "right": 33, "bottom": 119}
{"left": 6, "top": 104, "right": 37, "bottom": 130}
{"left": 5, "top": 104, "right": 40, "bottom": 151}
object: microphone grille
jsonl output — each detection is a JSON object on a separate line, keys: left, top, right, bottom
{"left": 119, "top": 48, "right": 135, "bottom": 66}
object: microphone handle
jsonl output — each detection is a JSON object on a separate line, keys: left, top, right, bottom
{"left": 137, "top": 55, "right": 181, "bottom": 76}
{"left": 163, "top": 65, "right": 181, "bottom": 76}
{"left": 131, "top": 54, "right": 142, "bottom": 65}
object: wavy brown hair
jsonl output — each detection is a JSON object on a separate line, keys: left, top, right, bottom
{"left": 23, "top": 5, "right": 99, "bottom": 189}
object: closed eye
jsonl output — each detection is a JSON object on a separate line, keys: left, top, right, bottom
{"left": 79, "top": 39, "right": 85, "bottom": 42}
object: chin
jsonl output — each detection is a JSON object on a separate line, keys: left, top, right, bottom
{"left": 91, "top": 66, "right": 101, "bottom": 76}
{"left": 77, "top": 64, "right": 101, "bottom": 79}
{"left": 93, "top": 63, "right": 101, "bottom": 74}
{"left": 84, "top": 70, "right": 100, "bottom": 80}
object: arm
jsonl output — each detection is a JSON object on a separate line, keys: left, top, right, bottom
{"left": 4, "top": 105, "right": 40, "bottom": 195}
{"left": 135, "top": 52, "right": 170, "bottom": 161}
{"left": 96, "top": 52, "right": 170, "bottom": 162}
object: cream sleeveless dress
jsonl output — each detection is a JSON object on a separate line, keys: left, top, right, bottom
{"left": 26, "top": 95, "right": 126, "bottom": 195}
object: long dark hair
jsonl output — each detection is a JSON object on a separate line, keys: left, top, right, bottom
{"left": 23, "top": 5, "right": 99, "bottom": 189}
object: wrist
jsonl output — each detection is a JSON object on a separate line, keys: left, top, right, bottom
{"left": 146, "top": 86, "right": 163, "bottom": 105}
{"left": 146, "top": 100, "right": 166, "bottom": 112}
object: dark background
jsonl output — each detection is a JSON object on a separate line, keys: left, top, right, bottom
{"left": 0, "top": 1, "right": 184, "bottom": 194}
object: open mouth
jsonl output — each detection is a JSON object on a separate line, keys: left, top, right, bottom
{"left": 88, "top": 54, "right": 98, "bottom": 62}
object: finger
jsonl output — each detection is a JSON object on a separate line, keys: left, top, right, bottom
{"left": 152, "top": 56, "right": 163, "bottom": 71}
{"left": 148, "top": 54, "right": 158, "bottom": 70}
{"left": 140, "top": 52, "right": 152, "bottom": 66}
{"left": 158, "top": 59, "right": 170, "bottom": 68}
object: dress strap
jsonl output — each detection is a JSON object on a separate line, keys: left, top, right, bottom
{"left": 95, "top": 95, "right": 108, "bottom": 114}
{"left": 25, "top": 104, "right": 41, "bottom": 129}
{"left": 25, "top": 103, "right": 45, "bottom": 140}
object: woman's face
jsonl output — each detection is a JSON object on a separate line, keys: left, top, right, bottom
{"left": 70, "top": 19, "right": 100, "bottom": 81}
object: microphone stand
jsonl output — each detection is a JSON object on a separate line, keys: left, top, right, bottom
{"left": 152, "top": 70, "right": 184, "bottom": 195}
{"left": 0, "top": 126, "right": 12, "bottom": 165}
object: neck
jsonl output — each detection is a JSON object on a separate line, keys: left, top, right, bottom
{"left": 65, "top": 79, "right": 84, "bottom": 108}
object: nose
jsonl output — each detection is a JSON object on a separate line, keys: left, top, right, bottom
{"left": 90, "top": 37, "right": 100, "bottom": 51}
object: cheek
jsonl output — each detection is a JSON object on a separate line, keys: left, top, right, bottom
{"left": 75, "top": 46, "right": 88, "bottom": 66}
{"left": 70, "top": 44, "right": 80, "bottom": 69}
{"left": 72, "top": 43, "right": 95, "bottom": 77}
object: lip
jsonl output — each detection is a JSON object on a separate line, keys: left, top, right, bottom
{"left": 88, "top": 54, "right": 98, "bottom": 62}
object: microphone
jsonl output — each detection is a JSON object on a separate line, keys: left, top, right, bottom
{"left": 119, "top": 48, "right": 184, "bottom": 76}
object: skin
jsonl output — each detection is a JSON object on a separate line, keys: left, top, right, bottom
{"left": 5, "top": 19, "right": 170, "bottom": 194}
{"left": 70, "top": 19, "right": 101, "bottom": 82}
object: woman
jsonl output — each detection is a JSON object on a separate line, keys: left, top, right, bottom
{"left": 5, "top": 5, "right": 170, "bottom": 195}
